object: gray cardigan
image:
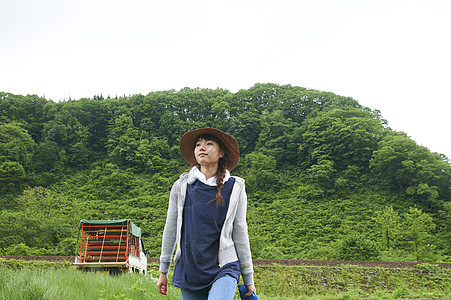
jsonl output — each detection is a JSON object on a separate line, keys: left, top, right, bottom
{"left": 159, "top": 173, "right": 255, "bottom": 286}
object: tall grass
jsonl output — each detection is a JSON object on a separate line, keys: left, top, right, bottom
{"left": 0, "top": 265, "right": 181, "bottom": 299}
{"left": 251, "top": 263, "right": 451, "bottom": 299}
{"left": 0, "top": 260, "right": 450, "bottom": 299}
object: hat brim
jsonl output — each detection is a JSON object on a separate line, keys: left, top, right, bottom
{"left": 179, "top": 128, "right": 240, "bottom": 171}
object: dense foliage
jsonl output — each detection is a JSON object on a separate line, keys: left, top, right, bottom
{"left": 0, "top": 84, "right": 450, "bottom": 262}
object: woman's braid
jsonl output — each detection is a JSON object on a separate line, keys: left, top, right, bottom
{"left": 213, "top": 156, "right": 227, "bottom": 206}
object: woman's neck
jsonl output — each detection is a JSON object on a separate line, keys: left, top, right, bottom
{"left": 199, "top": 165, "right": 218, "bottom": 180}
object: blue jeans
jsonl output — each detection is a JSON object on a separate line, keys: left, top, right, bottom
{"left": 180, "top": 275, "right": 237, "bottom": 300}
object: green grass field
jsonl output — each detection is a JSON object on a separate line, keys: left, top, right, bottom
{"left": 0, "top": 260, "right": 449, "bottom": 299}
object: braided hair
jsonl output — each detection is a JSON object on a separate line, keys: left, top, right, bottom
{"left": 195, "top": 134, "right": 228, "bottom": 207}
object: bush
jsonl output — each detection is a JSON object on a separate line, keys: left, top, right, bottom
{"left": 56, "top": 237, "right": 78, "bottom": 256}
{"left": 335, "top": 233, "right": 380, "bottom": 261}
{"left": 1, "top": 243, "right": 33, "bottom": 255}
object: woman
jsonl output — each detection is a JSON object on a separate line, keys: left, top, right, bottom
{"left": 157, "top": 128, "right": 256, "bottom": 299}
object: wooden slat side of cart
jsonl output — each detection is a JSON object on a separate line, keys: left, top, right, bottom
{"left": 74, "top": 219, "right": 147, "bottom": 275}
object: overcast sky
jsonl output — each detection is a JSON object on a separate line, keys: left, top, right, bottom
{"left": 1, "top": 0, "right": 450, "bottom": 158}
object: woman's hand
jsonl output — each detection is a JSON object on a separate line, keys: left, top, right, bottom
{"left": 156, "top": 272, "right": 168, "bottom": 295}
{"left": 245, "top": 284, "right": 256, "bottom": 297}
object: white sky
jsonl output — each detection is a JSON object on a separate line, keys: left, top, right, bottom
{"left": 1, "top": 0, "right": 450, "bottom": 158}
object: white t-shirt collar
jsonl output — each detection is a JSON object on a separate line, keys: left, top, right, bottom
{"left": 187, "top": 166, "right": 230, "bottom": 186}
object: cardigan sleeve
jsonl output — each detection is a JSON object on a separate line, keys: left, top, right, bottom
{"left": 232, "top": 182, "right": 254, "bottom": 286}
{"left": 159, "top": 179, "right": 179, "bottom": 273}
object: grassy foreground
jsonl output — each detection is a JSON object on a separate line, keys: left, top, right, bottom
{"left": 0, "top": 260, "right": 449, "bottom": 299}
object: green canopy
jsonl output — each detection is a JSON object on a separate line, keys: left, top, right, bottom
{"left": 78, "top": 219, "right": 142, "bottom": 238}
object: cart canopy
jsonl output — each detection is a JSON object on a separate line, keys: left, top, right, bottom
{"left": 78, "top": 219, "right": 142, "bottom": 238}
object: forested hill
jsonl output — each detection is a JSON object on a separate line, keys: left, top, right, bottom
{"left": 1, "top": 83, "right": 450, "bottom": 262}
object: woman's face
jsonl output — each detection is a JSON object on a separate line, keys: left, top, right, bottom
{"left": 194, "top": 137, "right": 224, "bottom": 167}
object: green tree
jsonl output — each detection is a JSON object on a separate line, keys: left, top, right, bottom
{"left": 0, "top": 161, "right": 27, "bottom": 197}
{"left": 0, "top": 187, "right": 80, "bottom": 254}
{"left": 256, "top": 110, "right": 298, "bottom": 167}
{"left": 31, "top": 141, "right": 64, "bottom": 174}
{"left": 17, "top": 187, "right": 79, "bottom": 223}
{"left": 0, "top": 123, "right": 36, "bottom": 169}
{"left": 42, "top": 110, "right": 92, "bottom": 168}
{"left": 404, "top": 207, "right": 436, "bottom": 261}
{"left": 107, "top": 114, "right": 140, "bottom": 166}
{"left": 241, "top": 151, "right": 279, "bottom": 194}
{"left": 305, "top": 159, "right": 336, "bottom": 190}
{"left": 0, "top": 93, "right": 48, "bottom": 141}
{"left": 374, "top": 206, "right": 402, "bottom": 250}
{"left": 301, "top": 108, "right": 384, "bottom": 173}
{"left": 227, "top": 110, "right": 262, "bottom": 155}
{"left": 135, "top": 137, "right": 170, "bottom": 172}
{"left": 370, "top": 133, "right": 449, "bottom": 209}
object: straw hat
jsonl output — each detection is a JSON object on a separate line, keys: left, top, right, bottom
{"left": 179, "top": 128, "right": 240, "bottom": 171}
